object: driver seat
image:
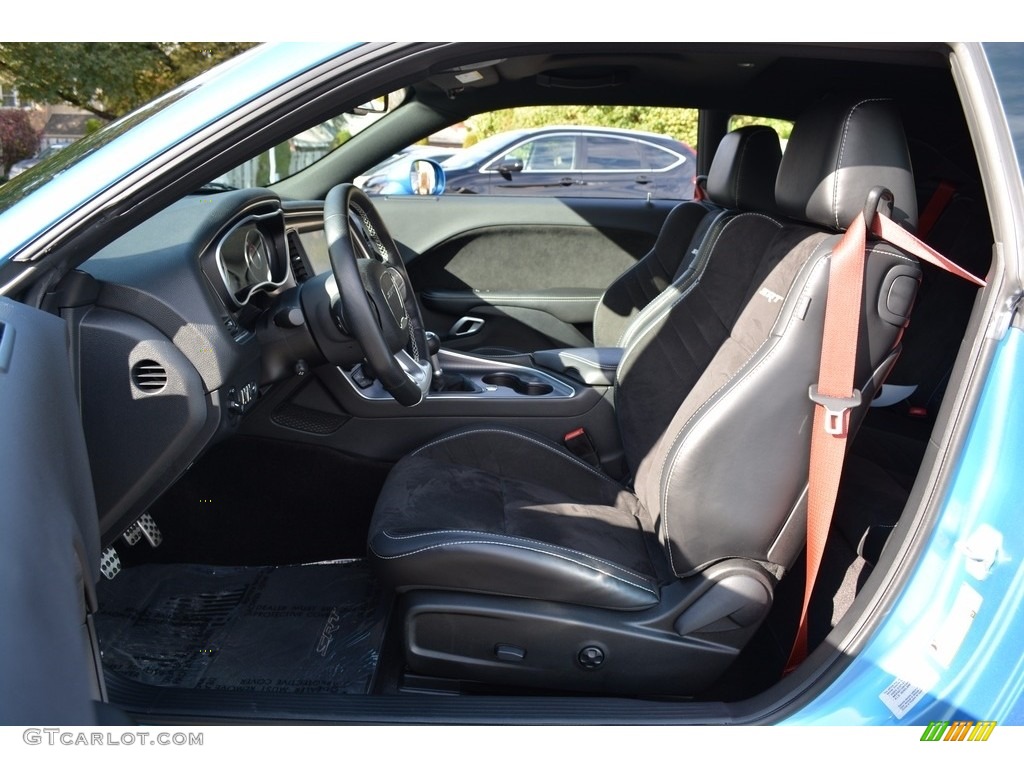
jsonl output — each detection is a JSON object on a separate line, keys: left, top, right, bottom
{"left": 368, "top": 97, "right": 922, "bottom": 694}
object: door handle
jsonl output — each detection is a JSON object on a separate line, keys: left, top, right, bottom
{"left": 449, "top": 316, "right": 485, "bottom": 337}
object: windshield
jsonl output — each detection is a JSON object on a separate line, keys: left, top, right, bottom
{"left": 211, "top": 90, "right": 405, "bottom": 188}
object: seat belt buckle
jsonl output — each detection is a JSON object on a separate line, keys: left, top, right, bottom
{"left": 809, "top": 385, "right": 862, "bottom": 436}
{"left": 564, "top": 427, "right": 601, "bottom": 467}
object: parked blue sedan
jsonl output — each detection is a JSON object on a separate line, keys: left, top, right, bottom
{"left": 438, "top": 126, "right": 696, "bottom": 199}
{"left": 0, "top": 41, "right": 1021, "bottom": 730}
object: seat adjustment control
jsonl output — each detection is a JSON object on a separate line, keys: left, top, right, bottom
{"left": 577, "top": 646, "right": 605, "bottom": 670}
{"left": 495, "top": 644, "right": 526, "bottom": 662}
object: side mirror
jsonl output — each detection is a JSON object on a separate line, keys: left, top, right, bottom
{"left": 356, "top": 156, "right": 444, "bottom": 196}
{"left": 362, "top": 158, "right": 446, "bottom": 197}
{"left": 496, "top": 157, "right": 524, "bottom": 180}
{"left": 409, "top": 158, "right": 446, "bottom": 195}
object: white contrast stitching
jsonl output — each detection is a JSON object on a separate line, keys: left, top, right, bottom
{"left": 410, "top": 427, "right": 616, "bottom": 484}
{"left": 371, "top": 537, "right": 657, "bottom": 596}
{"left": 833, "top": 98, "right": 892, "bottom": 230}
{"left": 463, "top": 294, "right": 602, "bottom": 302}
{"left": 382, "top": 529, "right": 649, "bottom": 579}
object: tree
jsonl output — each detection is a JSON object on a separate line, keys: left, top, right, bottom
{"left": 0, "top": 109, "right": 39, "bottom": 177}
{"left": 0, "top": 43, "right": 257, "bottom": 121}
{"left": 465, "top": 105, "right": 701, "bottom": 149}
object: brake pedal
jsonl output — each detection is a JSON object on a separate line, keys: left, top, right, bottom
{"left": 122, "top": 513, "right": 162, "bottom": 548}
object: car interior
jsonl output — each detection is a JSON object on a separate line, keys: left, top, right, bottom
{"left": 17, "top": 42, "right": 996, "bottom": 723}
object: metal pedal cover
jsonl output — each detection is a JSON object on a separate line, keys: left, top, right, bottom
{"left": 122, "top": 523, "right": 143, "bottom": 546}
{"left": 100, "top": 547, "right": 122, "bottom": 580}
{"left": 123, "top": 513, "right": 162, "bottom": 548}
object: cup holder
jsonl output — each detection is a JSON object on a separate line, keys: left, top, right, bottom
{"left": 482, "top": 372, "right": 554, "bottom": 396}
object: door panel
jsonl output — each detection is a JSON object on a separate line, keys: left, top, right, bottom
{"left": 0, "top": 298, "right": 102, "bottom": 724}
{"left": 374, "top": 195, "right": 677, "bottom": 352}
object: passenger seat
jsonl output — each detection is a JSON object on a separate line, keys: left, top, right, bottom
{"left": 472, "top": 125, "right": 783, "bottom": 358}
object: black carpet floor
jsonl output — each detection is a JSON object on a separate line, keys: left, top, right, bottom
{"left": 95, "top": 561, "right": 387, "bottom": 695}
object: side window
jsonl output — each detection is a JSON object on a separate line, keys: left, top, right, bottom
{"left": 642, "top": 142, "right": 685, "bottom": 171}
{"left": 418, "top": 105, "right": 700, "bottom": 200}
{"left": 522, "top": 136, "right": 576, "bottom": 171}
{"left": 581, "top": 135, "right": 642, "bottom": 171}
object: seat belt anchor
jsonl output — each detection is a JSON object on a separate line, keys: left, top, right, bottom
{"left": 809, "top": 385, "right": 862, "bottom": 436}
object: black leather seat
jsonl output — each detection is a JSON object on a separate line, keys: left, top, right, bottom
{"left": 591, "top": 124, "right": 782, "bottom": 348}
{"left": 471, "top": 125, "right": 782, "bottom": 357}
{"left": 369, "top": 97, "right": 922, "bottom": 695}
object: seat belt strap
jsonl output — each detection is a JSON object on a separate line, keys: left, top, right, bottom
{"left": 872, "top": 213, "right": 986, "bottom": 286}
{"left": 786, "top": 212, "right": 866, "bottom": 671}
{"left": 786, "top": 205, "right": 985, "bottom": 673}
{"left": 916, "top": 180, "right": 957, "bottom": 240}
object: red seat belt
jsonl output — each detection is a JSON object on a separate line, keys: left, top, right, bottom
{"left": 786, "top": 205, "right": 985, "bottom": 673}
{"left": 916, "top": 180, "right": 957, "bottom": 240}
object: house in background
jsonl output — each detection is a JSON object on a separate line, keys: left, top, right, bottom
{"left": 1, "top": 80, "right": 97, "bottom": 148}
{"left": 39, "top": 107, "right": 94, "bottom": 147}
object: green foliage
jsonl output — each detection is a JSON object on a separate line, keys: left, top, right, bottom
{"left": 332, "top": 129, "right": 352, "bottom": 149}
{"left": 0, "top": 43, "right": 257, "bottom": 120}
{"left": 465, "top": 105, "right": 700, "bottom": 149}
{"left": 0, "top": 109, "right": 39, "bottom": 176}
{"left": 255, "top": 141, "right": 294, "bottom": 186}
{"left": 729, "top": 115, "right": 794, "bottom": 140}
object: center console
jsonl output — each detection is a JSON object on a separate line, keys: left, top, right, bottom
{"left": 250, "top": 345, "right": 627, "bottom": 473}
{"left": 341, "top": 348, "right": 577, "bottom": 402}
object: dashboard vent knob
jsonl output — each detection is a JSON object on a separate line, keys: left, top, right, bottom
{"left": 131, "top": 360, "right": 168, "bottom": 392}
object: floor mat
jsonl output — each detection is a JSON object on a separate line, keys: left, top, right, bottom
{"left": 95, "top": 561, "right": 386, "bottom": 695}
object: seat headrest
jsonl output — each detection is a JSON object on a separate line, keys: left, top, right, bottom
{"left": 706, "top": 125, "right": 782, "bottom": 212}
{"left": 776, "top": 97, "right": 917, "bottom": 231}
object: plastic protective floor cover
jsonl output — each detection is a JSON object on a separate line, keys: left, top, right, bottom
{"left": 95, "top": 561, "right": 386, "bottom": 695}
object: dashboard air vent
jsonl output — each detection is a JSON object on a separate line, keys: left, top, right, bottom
{"left": 131, "top": 360, "right": 167, "bottom": 392}
{"left": 286, "top": 230, "right": 310, "bottom": 283}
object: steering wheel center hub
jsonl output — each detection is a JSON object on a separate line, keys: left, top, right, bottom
{"left": 380, "top": 268, "right": 409, "bottom": 330}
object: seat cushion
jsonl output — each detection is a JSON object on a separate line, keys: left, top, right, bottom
{"left": 369, "top": 426, "right": 662, "bottom": 609}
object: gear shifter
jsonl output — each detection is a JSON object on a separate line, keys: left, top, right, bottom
{"left": 425, "top": 331, "right": 443, "bottom": 390}
{"left": 424, "top": 331, "right": 475, "bottom": 392}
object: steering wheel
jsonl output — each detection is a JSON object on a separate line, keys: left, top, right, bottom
{"left": 323, "top": 184, "right": 431, "bottom": 406}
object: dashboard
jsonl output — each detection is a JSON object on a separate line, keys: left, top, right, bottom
{"left": 73, "top": 188, "right": 311, "bottom": 543}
